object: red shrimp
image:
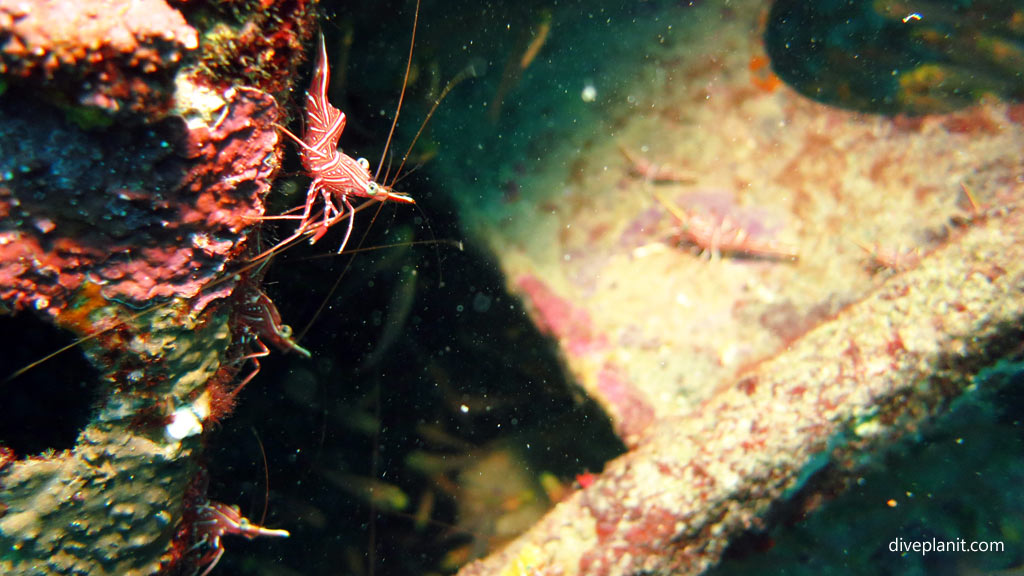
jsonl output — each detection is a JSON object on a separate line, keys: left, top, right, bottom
{"left": 618, "top": 144, "right": 697, "bottom": 185}
{"left": 276, "top": 32, "right": 415, "bottom": 255}
{"left": 192, "top": 501, "right": 290, "bottom": 576}
{"left": 654, "top": 192, "right": 799, "bottom": 261}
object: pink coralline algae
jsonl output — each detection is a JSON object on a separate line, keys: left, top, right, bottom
{"left": 515, "top": 274, "right": 607, "bottom": 356}
{"left": 515, "top": 274, "right": 655, "bottom": 445}
{"left": 0, "top": 0, "right": 198, "bottom": 116}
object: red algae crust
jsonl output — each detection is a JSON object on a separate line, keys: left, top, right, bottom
{"left": 0, "top": 86, "right": 278, "bottom": 316}
{"left": 0, "top": 0, "right": 198, "bottom": 115}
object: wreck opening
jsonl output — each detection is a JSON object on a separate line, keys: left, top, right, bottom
{"left": 203, "top": 186, "right": 628, "bottom": 575}
{"left": 0, "top": 312, "right": 98, "bottom": 456}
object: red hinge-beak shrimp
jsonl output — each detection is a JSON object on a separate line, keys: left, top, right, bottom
{"left": 618, "top": 144, "right": 697, "bottom": 185}
{"left": 654, "top": 192, "right": 799, "bottom": 261}
{"left": 192, "top": 500, "right": 290, "bottom": 576}
{"left": 274, "top": 31, "right": 415, "bottom": 256}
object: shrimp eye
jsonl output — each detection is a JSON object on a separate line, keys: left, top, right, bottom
{"left": 357, "top": 157, "right": 370, "bottom": 170}
{"left": 366, "top": 182, "right": 379, "bottom": 196}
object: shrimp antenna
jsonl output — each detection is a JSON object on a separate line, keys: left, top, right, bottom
{"left": 375, "top": 0, "right": 420, "bottom": 181}
{"left": 387, "top": 160, "right": 425, "bottom": 189}
{"left": 297, "top": 238, "right": 463, "bottom": 260}
{"left": 381, "top": 151, "right": 395, "bottom": 189}
{"left": 294, "top": 201, "right": 389, "bottom": 344}
{"left": 393, "top": 60, "right": 481, "bottom": 180}
{"left": 3, "top": 216, "right": 339, "bottom": 384}
{"left": 251, "top": 427, "right": 271, "bottom": 528}
{"left": 5, "top": 332, "right": 106, "bottom": 384}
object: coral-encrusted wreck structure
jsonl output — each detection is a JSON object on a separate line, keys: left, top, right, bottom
{"left": 0, "top": 0, "right": 312, "bottom": 573}
{"left": 431, "top": 0, "right": 1024, "bottom": 574}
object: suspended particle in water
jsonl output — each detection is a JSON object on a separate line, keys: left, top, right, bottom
{"left": 581, "top": 81, "right": 597, "bottom": 103}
